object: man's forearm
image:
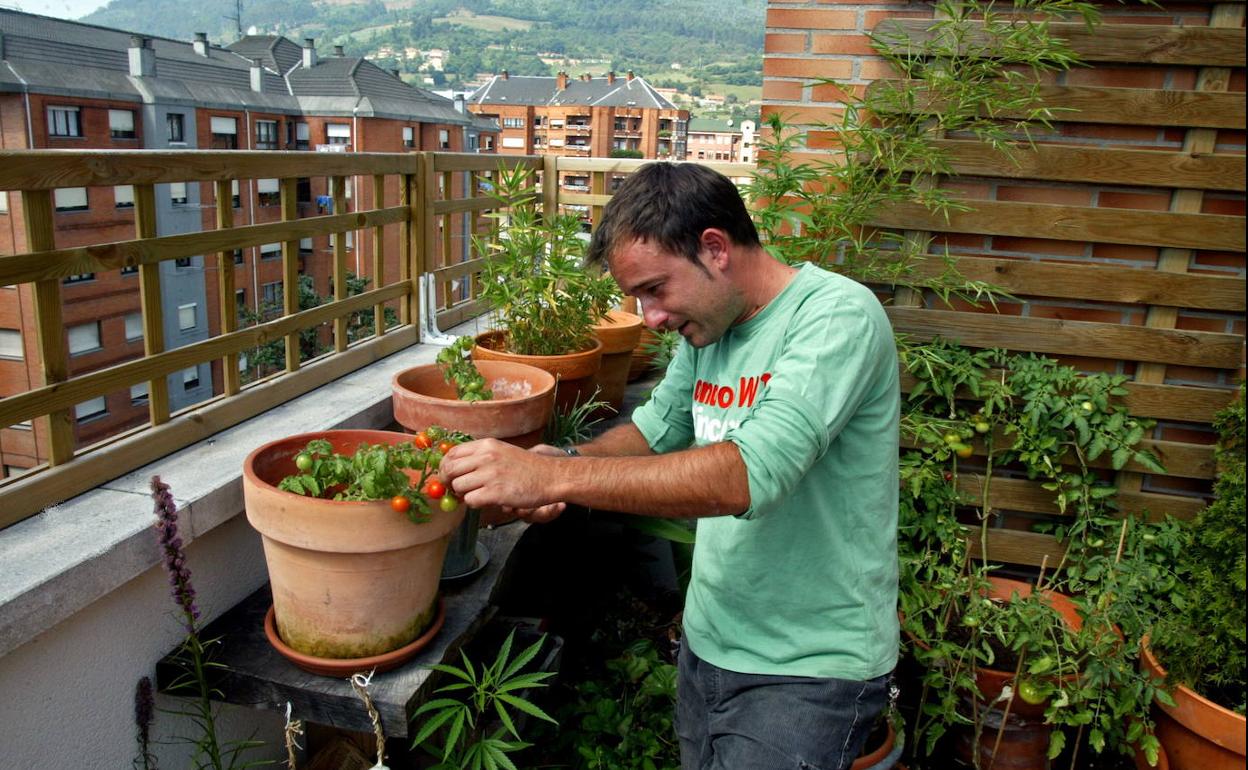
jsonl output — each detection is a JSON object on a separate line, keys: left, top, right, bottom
{"left": 575, "top": 422, "right": 655, "bottom": 458}
{"left": 553, "top": 441, "right": 750, "bottom": 518}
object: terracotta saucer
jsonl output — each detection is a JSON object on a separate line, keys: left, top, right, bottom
{"left": 263, "top": 598, "right": 446, "bottom": 677}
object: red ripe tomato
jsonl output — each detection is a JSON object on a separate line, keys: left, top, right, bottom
{"left": 439, "top": 495, "right": 459, "bottom": 512}
{"left": 390, "top": 495, "right": 411, "bottom": 514}
{"left": 413, "top": 432, "right": 432, "bottom": 450}
{"left": 437, "top": 440, "right": 455, "bottom": 455}
{"left": 423, "top": 479, "right": 446, "bottom": 499}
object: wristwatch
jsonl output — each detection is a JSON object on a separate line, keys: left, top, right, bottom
{"left": 562, "top": 446, "right": 581, "bottom": 457}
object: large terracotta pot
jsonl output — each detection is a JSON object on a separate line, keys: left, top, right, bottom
{"left": 473, "top": 330, "right": 603, "bottom": 415}
{"left": 391, "top": 361, "right": 556, "bottom": 448}
{"left": 1140, "top": 636, "right": 1246, "bottom": 770}
{"left": 591, "top": 309, "right": 643, "bottom": 416}
{"left": 244, "top": 429, "right": 465, "bottom": 663}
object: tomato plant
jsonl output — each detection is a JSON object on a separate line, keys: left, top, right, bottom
{"left": 436, "top": 335, "right": 493, "bottom": 402}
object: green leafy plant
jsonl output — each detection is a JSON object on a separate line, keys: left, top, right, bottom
{"left": 410, "top": 629, "right": 558, "bottom": 770}
{"left": 1150, "top": 384, "right": 1246, "bottom": 714}
{"left": 544, "top": 389, "right": 613, "bottom": 448}
{"left": 277, "top": 427, "right": 469, "bottom": 523}
{"left": 476, "top": 164, "right": 620, "bottom": 357}
{"left": 437, "top": 335, "right": 493, "bottom": 402}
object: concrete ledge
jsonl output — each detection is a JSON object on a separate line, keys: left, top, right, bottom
{"left": 0, "top": 339, "right": 445, "bottom": 659}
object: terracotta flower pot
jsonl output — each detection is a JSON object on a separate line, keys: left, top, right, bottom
{"left": 591, "top": 309, "right": 643, "bottom": 417}
{"left": 243, "top": 429, "right": 465, "bottom": 666}
{"left": 1140, "top": 636, "right": 1246, "bottom": 770}
{"left": 391, "top": 361, "right": 556, "bottom": 448}
{"left": 628, "top": 326, "right": 662, "bottom": 382}
{"left": 472, "top": 330, "right": 603, "bottom": 415}
{"left": 852, "top": 718, "right": 900, "bottom": 769}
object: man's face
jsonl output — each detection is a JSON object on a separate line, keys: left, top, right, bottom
{"left": 609, "top": 236, "right": 746, "bottom": 348}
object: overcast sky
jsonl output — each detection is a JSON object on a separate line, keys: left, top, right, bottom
{"left": 9, "top": 0, "right": 108, "bottom": 20}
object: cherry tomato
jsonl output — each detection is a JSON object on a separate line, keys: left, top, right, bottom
{"left": 974, "top": 421, "right": 991, "bottom": 434}
{"left": 437, "top": 440, "right": 455, "bottom": 455}
{"left": 294, "top": 452, "right": 313, "bottom": 472}
{"left": 1017, "top": 679, "right": 1049, "bottom": 705}
{"left": 943, "top": 432, "right": 962, "bottom": 446}
{"left": 414, "top": 432, "right": 432, "bottom": 450}
{"left": 423, "top": 479, "right": 446, "bottom": 499}
{"left": 439, "top": 494, "right": 458, "bottom": 512}
{"left": 962, "top": 615, "right": 980, "bottom": 628}
{"left": 943, "top": 471, "right": 954, "bottom": 482}
{"left": 955, "top": 444, "right": 974, "bottom": 459}
{"left": 390, "top": 495, "right": 411, "bottom": 514}
{"left": 1081, "top": 401, "right": 1095, "bottom": 413}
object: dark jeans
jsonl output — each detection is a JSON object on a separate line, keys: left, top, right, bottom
{"left": 676, "top": 641, "right": 889, "bottom": 770}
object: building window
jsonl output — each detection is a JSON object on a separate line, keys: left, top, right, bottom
{"left": 296, "top": 178, "right": 312, "bottom": 204}
{"left": 232, "top": 249, "right": 244, "bottom": 265}
{"left": 210, "top": 116, "right": 238, "bottom": 149}
{"left": 438, "top": 129, "right": 449, "bottom": 149}
{"left": 329, "top": 231, "right": 354, "bottom": 250}
{"left": 169, "top": 182, "right": 187, "bottom": 205}
{"left": 178, "top": 303, "right": 197, "bottom": 331}
{"left": 329, "top": 177, "right": 352, "bottom": 201}
{"left": 299, "top": 237, "right": 313, "bottom": 255}
{"left": 326, "top": 123, "right": 351, "bottom": 145}
{"left": 469, "top": 135, "right": 479, "bottom": 151}
{"left": 68, "top": 322, "right": 101, "bottom": 355}
{"left": 109, "top": 109, "right": 136, "bottom": 139}
{"left": 167, "top": 112, "right": 185, "bottom": 143}
{"left": 502, "top": 117, "right": 524, "bottom": 129}
{"left": 255, "top": 120, "right": 278, "bottom": 149}
{"left": 0, "top": 192, "right": 8, "bottom": 214}
{"left": 54, "top": 187, "right": 89, "bottom": 212}
{"left": 130, "top": 382, "right": 149, "bottom": 405}
{"left": 114, "top": 185, "right": 135, "bottom": 209}
{"left": 124, "top": 312, "right": 143, "bottom": 341}
{"left": 257, "top": 178, "right": 280, "bottom": 206}
{"left": 75, "top": 396, "right": 107, "bottom": 422}
{"left": 483, "top": 136, "right": 494, "bottom": 151}
{"left": 175, "top": 257, "right": 193, "bottom": 268}
{"left": 402, "top": 126, "right": 415, "bottom": 148}
{"left": 291, "top": 122, "right": 310, "bottom": 149}
{"left": 63, "top": 273, "right": 94, "bottom": 284}
{"left": 0, "top": 329, "right": 22, "bottom": 360}
{"left": 261, "top": 280, "right": 282, "bottom": 307}
{"left": 260, "top": 243, "right": 282, "bottom": 260}
{"left": 47, "top": 106, "right": 81, "bottom": 137}
{"left": 235, "top": 288, "right": 247, "bottom": 311}
{"left": 181, "top": 367, "right": 200, "bottom": 391}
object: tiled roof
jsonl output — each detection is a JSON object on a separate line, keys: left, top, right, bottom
{"left": 687, "top": 118, "right": 742, "bottom": 134}
{"left": 229, "top": 35, "right": 304, "bottom": 74}
{"left": 470, "top": 73, "right": 677, "bottom": 110}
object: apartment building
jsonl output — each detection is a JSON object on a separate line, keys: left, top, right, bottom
{"left": 0, "top": 9, "right": 496, "bottom": 478}
{"left": 466, "top": 70, "right": 689, "bottom": 162}
{"left": 685, "top": 118, "right": 757, "bottom": 164}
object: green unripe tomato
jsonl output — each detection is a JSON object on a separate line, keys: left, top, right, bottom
{"left": 1017, "top": 679, "right": 1049, "bottom": 705}
{"left": 974, "top": 420, "right": 991, "bottom": 434}
{"left": 1081, "top": 401, "right": 1095, "bottom": 413}
{"left": 943, "top": 432, "right": 962, "bottom": 446}
{"left": 962, "top": 615, "right": 980, "bottom": 628}
{"left": 439, "top": 494, "right": 459, "bottom": 512}
{"left": 294, "top": 452, "right": 313, "bottom": 472}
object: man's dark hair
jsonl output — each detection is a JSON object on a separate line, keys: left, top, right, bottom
{"left": 587, "top": 163, "right": 761, "bottom": 268}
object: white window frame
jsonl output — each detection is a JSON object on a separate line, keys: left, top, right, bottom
{"left": 75, "top": 396, "right": 107, "bottom": 422}
{"left": 114, "top": 185, "right": 135, "bottom": 208}
{"left": 54, "top": 187, "right": 89, "bottom": 212}
{"left": 130, "top": 382, "right": 149, "bottom": 405}
{"left": 0, "top": 329, "right": 22, "bottom": 360}
{"left": 169, "top": 182, "right": 187, "bottom": 205}
{"left": 124, "top": 312, "right": 144, "bottom": 341}
{"left": 67, "top": 322, "right": 101, "bottom": 355}
{"left": 260, "top": 242, "right": 282, "bottom": 260}
{"left": 177, "top": 303, "right": 197, "bottom": 331}
{"left": 402, "top": 126, "right": 415, "bottom": 147}
{"left": 326, "top": 123, "right": 351, "bottom": 145}
{"left": 167, "top": 112, "right": 185, "bottom": 143}
{"left": 47, "top": 105, "right": 81, "bottom": 137}
{"left": 438, "top": 129, "right": 449, "bottom": 149}
{"left": 181, "top": 367, "right": 200, "bottom": 390}
{"left": 109, "top": 109, "right": 136, "bottom": 139}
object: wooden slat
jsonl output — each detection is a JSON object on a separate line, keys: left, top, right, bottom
{"left": 216, "top": 180, "right": 241, "bottom": 397}
{"left": 876, "top": 20, "right": 1246, "bottom": 67}
{"left": 20, "top": 189, "right": 74, "bottom": 465}
{"left": 0, "top": 283, "right": 410, "bottom": 428}
{"left": 967, "top": 528, "right": 1066, "bottom": 568}
{"left": 554, "top": 156, "right": 756, "bottom": 177}
{"left": 869, "top": 82, "right": 1246, "bottom": 129}
{"left": 280, "top": 178, "right": 301, "bottom": 371}
{"left": 429, "top": 153, "right": 541, "bottom": 172}
{"left": 330, "top": 176, "right": 349, "bottom": 353}
{"left": 929, "top": 139, "right": 1246, "bottom": 192}
{"left": 559, "top": 192, "right": 614, "bottom": 207}
{"left": 432, "top": 196, "right": 499, "bottom": 216}
{"left": 0, "top": 327, "right": 419, "bottom": 528}
{"left": 372, "top": 174, "right": 386, "bottom": 339}
{"left": 888, "top": 307, "right": 1243, "bottom": 369}
{"left": 134, "top": 182, "right": 170, "bottom": 426}
{"left": 955, "top": 475, "right": 1206, "bottom": 519}
{"left": 0, "top": 207, "right": 409, "bottom": 286}
{"left": 885, "top": 254, "right": 1247, "bottom": 311}
{"left": 900, "top": 370, "right": 1237, "bottom": 424}
{"left": 434, "top": 297, "right": 491, "bottom": 330}
{"left": 0, "top": 150, "right": 421, "bottom": 190}
{"left": 429, "top": 257, "right": 485, "bottom": 283}
{"left": 400, "top": 170, "right": 416, "bottom": 328}
{"left": 871, "top": 200, "right": 1245, "bottom": 252}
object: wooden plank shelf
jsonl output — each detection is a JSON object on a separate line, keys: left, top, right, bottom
{"left": 155, "top": 523, "right": 529, "bottom": 738}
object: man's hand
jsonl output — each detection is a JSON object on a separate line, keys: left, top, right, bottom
{"left": 440, "top": 439, "right": 568, "bottom": 523}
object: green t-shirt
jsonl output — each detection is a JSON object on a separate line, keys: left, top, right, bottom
{"left": 633, "top": 263, "right": 900, "bottom": 679}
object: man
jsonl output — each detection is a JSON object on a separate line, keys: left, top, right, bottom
{"left": 440, "top": 162, "right": 900, "bottom": 770}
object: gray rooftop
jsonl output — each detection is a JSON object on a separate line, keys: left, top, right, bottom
{"left": 469, "top": 73, "right": 678, "bottom": 110}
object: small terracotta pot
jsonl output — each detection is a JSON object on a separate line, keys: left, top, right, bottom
{"left": 244, "top": 429, "right": 464, "bottom": 663}
{"left": 851, "top": 719, "right": 898, "bottom": 769}
{"left": 591, "top": 309, "right": 643, "bottom": 417}
{"left": 392, "top": 361, "right": 556, "bottom": 448}
{"left": 473, "top": 330, "right": 603, "bottom": 415}
{"left": 1140, "top": 636, "right": 1246, "bottom": 770}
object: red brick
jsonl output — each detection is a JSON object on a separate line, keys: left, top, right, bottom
{"left": 767, "top": 8, "right": 857, "bottom": 30}
{"left": 1060, "top": 124, "right": 1162, "bottom": 144}
{"left": 762, "top": 80, "right": 806, "bottom": 101}
{"left": 1192, "top": 250, "right": 1247, "bottom": 269}
{"left": 864, "top": 10, "right": 931, "bottom": 28}
{"left": 1231, "top": 70, "right": 1246, "bottom": 93}
{"left": 858, "top": 61, "right": 902, "bottom": 81}
{"left": 761, "top": 104, "right": 845, "bottom": 127}
{"left": 933, "top": 233, "right": 987, "bottom": 250}
{"left": 1066, "top": 67, "right": 1167, "bottom": 89}
{"left": 764, "top": 58, "right": 854, "bottom": 80}
{"left": 1052, "top": 354, "right": 1121, "bottom": 374}
{"left": 1029, "top": 304, "right": 1131, "bottom": 324}
{"left": 997, "top": 185, "right": 1093, "bottom": 206}
{"left": 1170, "top": 70, "right": 1198, "bottom": 90}
{"left": 806, "top": 130, "right": 844, "bottom": 149}
{"left": 1201, "top": 196, "right": 1245, "bottom": 217}
{"left": 934, "top": 297, "right": 1025, "bottom": 315}
{"left": 811, "top": 34, "right": 879, "bottom": 56}
{"left": 990, "top": 236, "right": 1087, "bottom": 257}
{"left": 1163, "top": 128, "right": 1188, "bottom": 143}
{"left": 1214, "top": 130, "right": 1246, "bottom": 148}
{"left": 810, "top": 82, "right": 866, "bottom": 102}
{"left": 1091, "top": 243, "right": 1161, "bottom": 263}
{"left": 765, "top": 33, "right": 809, "bottom": 54}
{"left": 1099, "top": 190, "right": 1171, "bottom": 211}
{"left": 944, "top": 180, "right": 992, "bottom": 199}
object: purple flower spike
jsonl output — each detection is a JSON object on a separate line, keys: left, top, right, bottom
{"left": 150, "top": 476, "right": 200, "bottom": 635}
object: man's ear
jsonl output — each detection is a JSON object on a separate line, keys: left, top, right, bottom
{"left": 699, "top": 228, "right": 732, "bottom": 271}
